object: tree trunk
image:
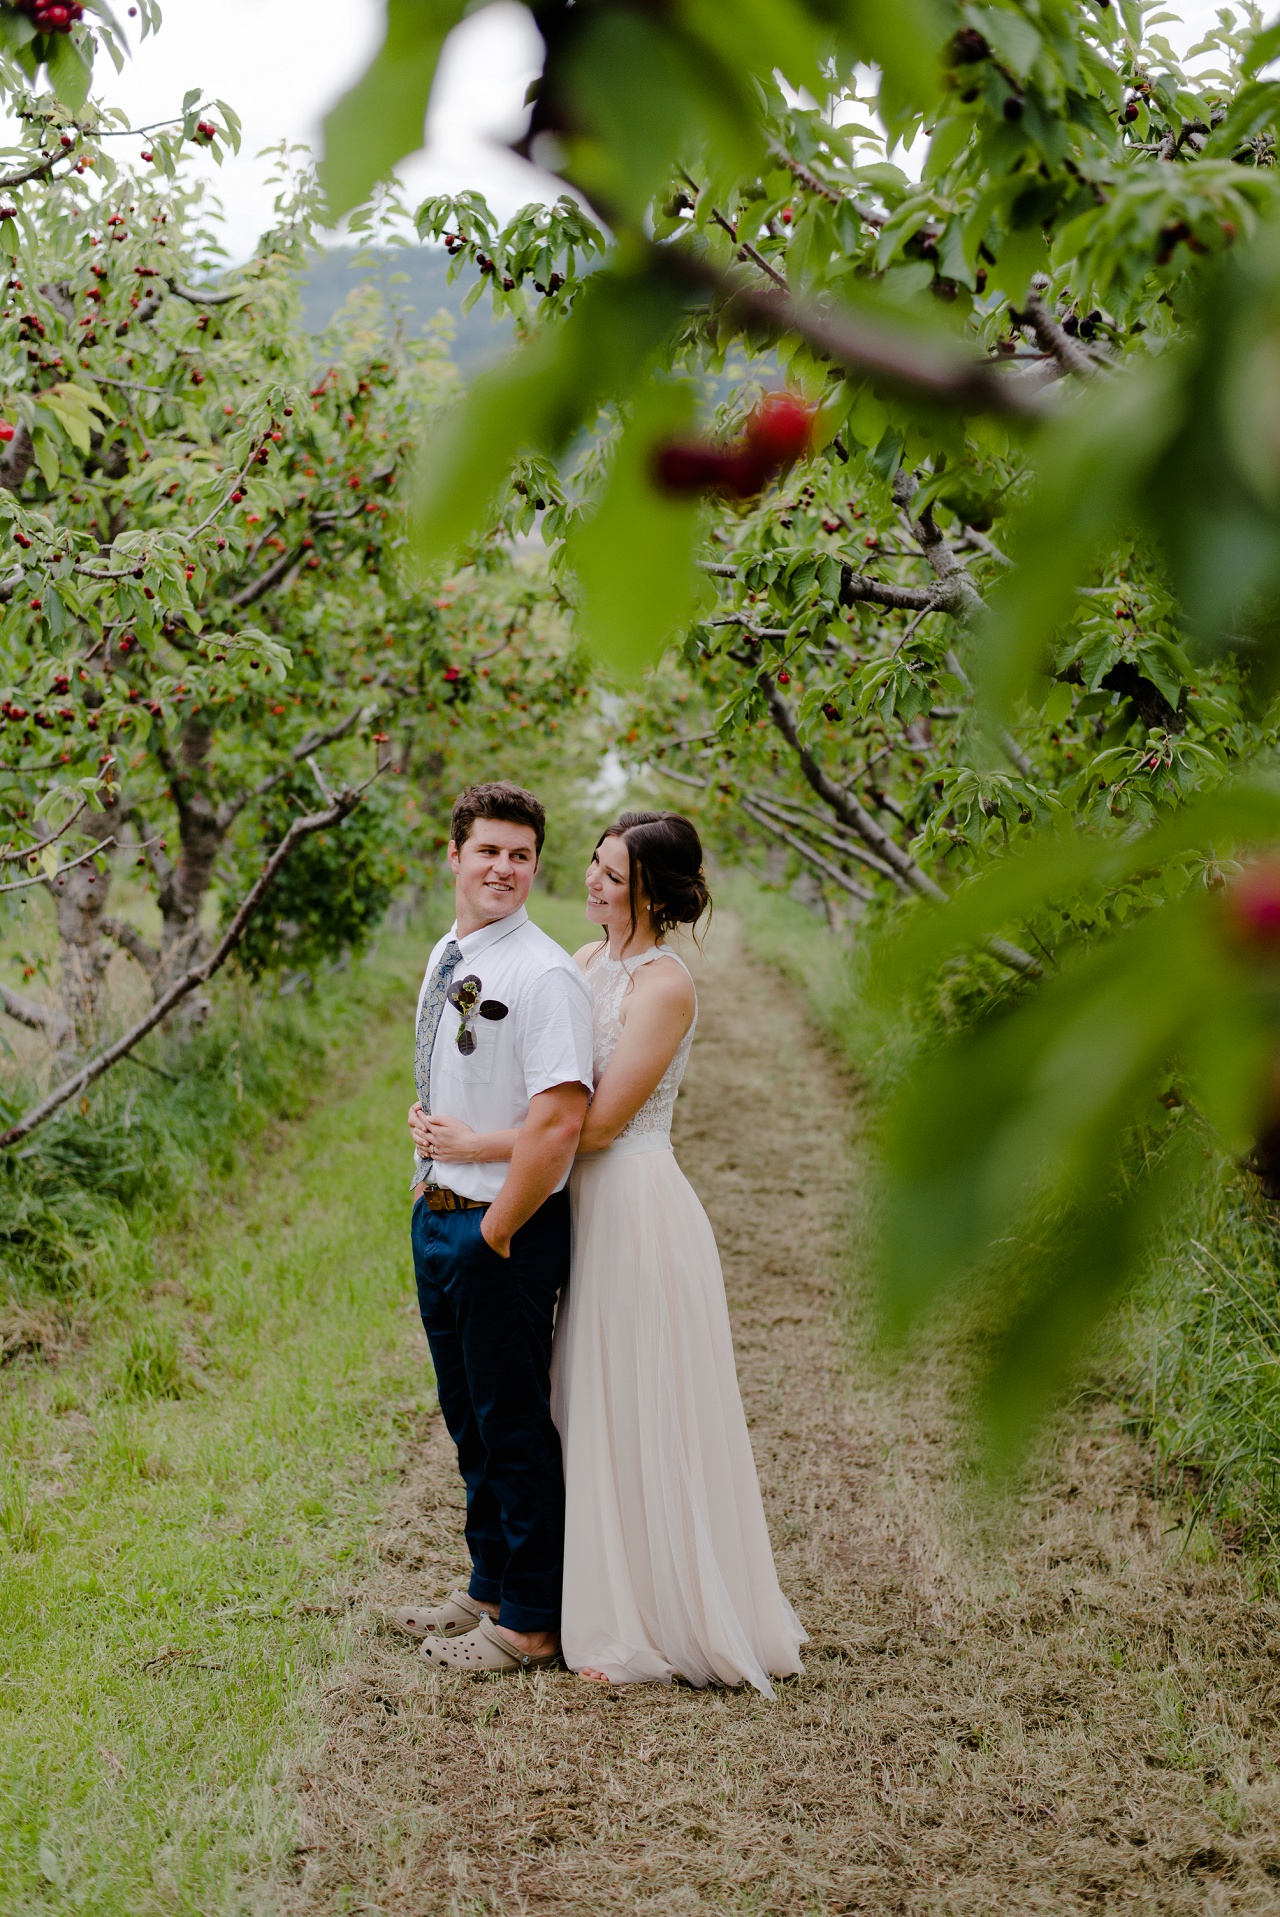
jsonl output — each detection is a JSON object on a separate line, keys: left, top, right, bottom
{"left": 47, "top": 789, "right": 120, "bottom": 1058}
{"left": 156, "top": 718, "right": 224, "bottom": 995}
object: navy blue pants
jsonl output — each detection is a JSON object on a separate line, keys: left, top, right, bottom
{"left": 411, "top": 1191, "right": 569, "bottom": 1634}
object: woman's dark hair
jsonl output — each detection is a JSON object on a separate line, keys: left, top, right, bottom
{"left": 593, "top": 811, "right": 711, "bottom": 953}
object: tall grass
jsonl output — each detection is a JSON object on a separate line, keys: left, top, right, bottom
{"left": 1121, "top": 1178, "right": 1280, "bottom": 1568}
{"left": 0, "top": 931, "right": 425, "bottom": 1306}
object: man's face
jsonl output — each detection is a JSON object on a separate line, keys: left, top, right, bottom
{"left": 449, "top": 817, "right": 539, "bottom": 929}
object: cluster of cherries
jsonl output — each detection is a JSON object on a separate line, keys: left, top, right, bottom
{"left": 16, "top": 0, "right": 83, "bottom": 30}
{"left": 653, "top": 392, "right": 813, "bottom": 500}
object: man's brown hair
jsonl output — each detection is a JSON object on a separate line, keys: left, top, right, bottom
{"left": 450, "top": 781, "right": 546, "bottom": 858}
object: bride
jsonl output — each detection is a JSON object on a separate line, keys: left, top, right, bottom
{"left": 423, "top": 811, "right": 804, "bottom": 1694}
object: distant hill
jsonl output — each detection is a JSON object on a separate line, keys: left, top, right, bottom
{"left": 297, "top": 246, "right": 514, "bottom": 375}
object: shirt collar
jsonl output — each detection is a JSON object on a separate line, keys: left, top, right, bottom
{"left": 453, "top": 904, "right": 529, "bottom": 961}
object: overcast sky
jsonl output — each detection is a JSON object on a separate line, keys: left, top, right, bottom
{"left": 85, "top": 0, "right": 1239, "bottom": 258}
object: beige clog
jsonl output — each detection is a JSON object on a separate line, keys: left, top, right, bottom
{"left": 389, "top": 1590, "right": 490, "bottom": 1639}
{"left": 417, "top": 1614, "right": 560, "bottom": 1673}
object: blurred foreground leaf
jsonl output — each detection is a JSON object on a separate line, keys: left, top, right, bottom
{"left": 409, "top": 269, "right": 687, "bottom": 567}
{"left": 568, "top": 381, "right": 703, "bottom": 677}
{"left": 876, "top": 777, "right": 1280, "bottom": 1462}
{"left": 320, "top": 0, "right": 466, "bottom": 221}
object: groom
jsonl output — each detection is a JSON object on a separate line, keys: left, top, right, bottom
{"left": 395, "top": 781, "right": 593, "bottom": 1672}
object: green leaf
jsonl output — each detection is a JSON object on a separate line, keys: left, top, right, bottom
{"left": 976, "top": 1141, "right": 1197, "bottom": 1469}
{"left": 987, "top": 221, "right": 1050, "bottom": 303}
{"left": 0, "top": 12, "right": 36, "bottom": 51}
{"left": 45, "top": 29, "right": 92, "bottom": 109}
{"left": 1242, "top": 14, "right": 1280, "bottom": 77}
{"left": 878, "top": 895, "right": 1241, "bottom": 1362}
{"left": 410, "top": 268, "right": 686, "bottom": 566}
{"left": 320, "top": 0, "right": 467, "bottom": 222}
{"left": 977, "top": 355, "right": 1179, "bottom": 722}
{"left": 565, "top": 10, "right": 759, "bottom": 223}
{"left": 568, "top": 380, "right": 701, "bottom": 677}
{"left": 31, "top": 431, "right": 59, "bottom": 490}
{"left": 1042, "top": 678, "right": 1074, "bottom": 725}
{"left": 847, "top": 0, "right": 951, "bottom": 111}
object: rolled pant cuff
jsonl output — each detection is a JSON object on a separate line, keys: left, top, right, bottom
{"left": 497, "top": 1602, "right": 560, "bottom": 1634}
{"left": 468, "top": 1575, "right": 502, "bottom": 1605}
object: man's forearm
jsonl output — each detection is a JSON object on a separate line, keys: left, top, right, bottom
{"left": 485, "top": 1124, "right": 577, "bottom": 1243}
{"left": 483, "top": 1087, "right": 588, "bottom": 1249}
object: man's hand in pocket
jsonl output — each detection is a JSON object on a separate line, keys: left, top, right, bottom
{"left": 480, "top": 1211, "right": 511, "bottom": 1259}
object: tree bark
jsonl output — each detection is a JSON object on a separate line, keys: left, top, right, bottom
{"left": 45, "top": 789, "right": 120, "bottom": 1057}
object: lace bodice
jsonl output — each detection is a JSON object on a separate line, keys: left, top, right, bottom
{"left": 587, "top": 947, "right": 696, "bottom": 1150}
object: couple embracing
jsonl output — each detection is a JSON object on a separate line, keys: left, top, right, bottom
{"left": 393, "top": 781, "right": 804, "bottom": 1694}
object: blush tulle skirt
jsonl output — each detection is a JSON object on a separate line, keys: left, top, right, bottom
{"left": 551, "top": 1139, "right": 805, "bottom": 1696}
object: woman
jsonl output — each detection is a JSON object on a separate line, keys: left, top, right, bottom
{"left": 421, "top": 812, "right": 804, "bottom": 1694}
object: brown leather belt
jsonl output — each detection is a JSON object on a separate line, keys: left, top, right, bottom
{"left": 419, "top": 1185, "right": 488, "bottom": 1213}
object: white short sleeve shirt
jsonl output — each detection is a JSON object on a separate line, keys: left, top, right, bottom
{"left": 414, "top": 905, "right": 594, "bottom": 1204}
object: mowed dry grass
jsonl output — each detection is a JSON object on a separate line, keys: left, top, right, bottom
{"left": 273, "top": 920, "right": 1280, "bottom": 1916}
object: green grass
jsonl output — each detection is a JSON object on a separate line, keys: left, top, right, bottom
{"left": 0, "top": 992, "right": 431, "bottom": 1914}
{"left": 0, "top": 888, "right": 590, "bottom": 1915}
{"left": 1120, "top": 1176, "right": 1280, "bottom": 1573}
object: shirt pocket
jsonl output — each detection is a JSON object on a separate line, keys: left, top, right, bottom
{"left": 450, "top": 1009, "right": 500, "bottom": 1086}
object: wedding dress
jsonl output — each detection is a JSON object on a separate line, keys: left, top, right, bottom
{"left": 551, "top": 946, "right": 806, "bottom": 1695}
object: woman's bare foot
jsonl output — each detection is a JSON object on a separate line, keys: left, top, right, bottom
{"left": 581, "top": 1667, "right": 611, "bottom": 1683}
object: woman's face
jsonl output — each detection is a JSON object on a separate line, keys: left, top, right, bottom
{"left": 586, "top": 834, "right": 637, "bottom": 933}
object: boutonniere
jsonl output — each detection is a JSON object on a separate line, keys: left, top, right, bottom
{"left": 447, "top": 978, "right": 509, "bottom": 1054}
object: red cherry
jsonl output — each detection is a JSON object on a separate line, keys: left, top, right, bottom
{"left": 0, "top": 422, "right": 15, "bottom": 443}
{"left": 652, "top": 443, "right": 737, "bottom": 493}
{"left": 777, "top": 670, "right": 791, "bottom": 685}
{"left": 1226, "top": 860, "right": 1280, "bottom": 951}
{"left": 746, "top": 392, "right": 812, "bottom": 466}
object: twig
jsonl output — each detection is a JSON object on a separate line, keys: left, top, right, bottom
{"left": 0, "top": 796, "right": 90, "bottom": 862}
{"left": 747, "top": 792, "right": 902, "bottom": 883}
{"left": 0, "top": 831, "right": 117, "bottom": 897}
{"left": 740, "top": 798, "right": 874, "bottom": 903}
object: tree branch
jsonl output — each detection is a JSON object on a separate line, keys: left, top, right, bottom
{"left": 216, "top": 703, "right": 370, "bottom": 829}
{"left": 760, "top": 676, "right": 937, "bottom": 898}
{"left": 0, "top": 980, "right": 70, "bottom": 1043}
{"left": 1011, "top": 285, "right": 1098, "bottom": 381}
{"left": 891, "top": 468, "right": 1036, "bottom": 780}
{"left": 659, "top": 245, "right": 1044, "bottom": 419}
{"left": 0, "top": 773, "right": 382, "bottom": 1149}
{"left": 759, "top": 677, "right": 1042, "bottom": 978}
{"left": 166, "top": 277, "right": 242, "bottom": 308}
{"left": 740, "top": 797, "right": 874, "bottom": 902}
{"left": 747, "top": 791, "right": 903, "bottom": 884}
{"left": 840, "top": 567, "right": 936, "bottom": 613}
{"left": 230, "top": 540, "right": 305, "bottom": 609}
{"left": 100, "top": 916, "right": 161, "bottom": 978}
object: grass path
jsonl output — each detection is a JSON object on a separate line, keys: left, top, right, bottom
{"left": 272, "top": 917, "right": 1280, "bottom": 1917}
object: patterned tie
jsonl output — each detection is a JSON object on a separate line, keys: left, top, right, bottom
{"left": 412, "top": 935, "right": 461, "bottom": 1184}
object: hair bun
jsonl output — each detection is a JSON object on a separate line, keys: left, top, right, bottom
{"left": 597, "top": 811, "right": 711, "bottom": 939}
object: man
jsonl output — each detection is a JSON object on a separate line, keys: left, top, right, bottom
{"left": 392, "top": 781, "right": 592, "bottom": 1674}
